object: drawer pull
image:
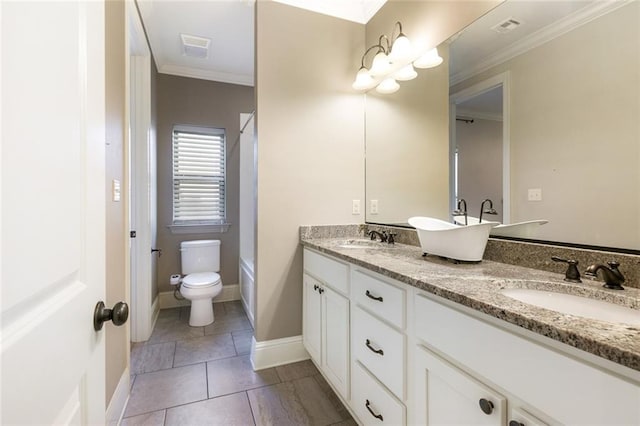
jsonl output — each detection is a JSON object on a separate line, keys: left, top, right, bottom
{"left": 365, "top": 399, "right": 384, "bottom": 421}
{"left": 365, "top": 290, "right": 383, "bottom": 302}
{"left": 509, "top": 421, "right": 524, "bottom": 426}
{"left": 365, "top": 339, "right": 384, "bottom": 356}
{"left": 479, "top": 398, "right": 494, "bottom": 415}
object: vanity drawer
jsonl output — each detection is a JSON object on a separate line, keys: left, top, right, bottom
{"left": 352, "top": 269, "right": 405, "bottom": 329}
{"left": 303, "top": 249, "right": 348, "bottom": 294}
{"left": 351, "top": 361, "right": 405, "bottom": 426}
{"left": 352, "top": 305, "right": 405, "bottom": 399}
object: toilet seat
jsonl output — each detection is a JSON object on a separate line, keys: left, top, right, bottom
{"left": 182, "top": 272, "right": 221, "bottom": 289}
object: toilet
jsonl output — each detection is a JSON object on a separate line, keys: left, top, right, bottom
{"left": 179, "top": 239, "right": 223, "bottom": 326}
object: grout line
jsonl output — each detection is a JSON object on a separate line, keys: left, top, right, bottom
{"left": 205, "top": 359, "right": 210, "bottom": 399}
{"left": 245, "top": 391, "right": 258, "bottom": 426}
{"left": 171, "top": 339, "right": 178, "bottom": 368}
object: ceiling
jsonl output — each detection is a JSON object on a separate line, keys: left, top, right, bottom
{"left": 137, "top": 0, "right": 628, "bottom": 88}
{"left": 136, "top": 0, "right": 386, "bottom": 87}
{"left": 450, "top": 0, "right": 630, "bottom": 117}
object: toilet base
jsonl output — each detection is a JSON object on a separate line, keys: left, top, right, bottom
{"left": 188, "top": 298, "right": 214, "bottom": 326}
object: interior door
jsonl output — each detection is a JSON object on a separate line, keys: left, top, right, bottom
{"left": 1, "top": 1, "right": 107, "bottom": 424}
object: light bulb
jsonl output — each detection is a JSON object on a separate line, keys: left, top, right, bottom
{"left": 370, "top": 51, "right": 391, "bottom": 76}
{"left": 352, "top": 67, "right": 375, "bottom": 91}
{"left": 413, "top": 47, "right": 443, "bottom": 69}
{"left": 376, "top": 78, "right": 399, "bottom": 94}
{"left": 389, "top": 34, "right": 412, "bottom": 63}
{"left": 395, "top": 64, "right": 417, "bottom": 81}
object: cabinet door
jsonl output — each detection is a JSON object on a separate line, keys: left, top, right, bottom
{"left": 414, "top": 345, "right": 506, "bottom": 426}
{"left": 323, "top": 286, "right": 350, "bottom": 399}
{"left": 303, "top": 274, "right": 322, "bottom": 363}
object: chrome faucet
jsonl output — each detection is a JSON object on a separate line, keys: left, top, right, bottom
{"left": 452, "top": 198, "right": 468, "bottom": 225}
{"left": 585, "top": 261, "right": 626, "bottom": 290}
{"left": 367, "top": 230, "right": 388, "bottom": 242}
{"left": 479, "top": 199, "right": 498, "bottom": 223}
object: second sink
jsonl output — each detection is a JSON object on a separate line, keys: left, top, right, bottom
{"left": 501, "top": 288, "right": 640, "bottom": 326}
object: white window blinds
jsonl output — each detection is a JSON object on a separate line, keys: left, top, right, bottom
{"left": 172, "top": 125, "right": 226, "bottom": 224}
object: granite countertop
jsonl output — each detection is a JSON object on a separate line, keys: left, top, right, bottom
{"left": 300, "top": 236, "right": 640, "bottom": 374}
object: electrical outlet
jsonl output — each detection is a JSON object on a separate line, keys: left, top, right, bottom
{"left": 370, "top": 199, "right": 379, "bottom": 214}
{"left": 352, "top": 199, "right": 361, "bottom": 215}
{"left": 528, "top": 188, "right": 542, "bottom": 201}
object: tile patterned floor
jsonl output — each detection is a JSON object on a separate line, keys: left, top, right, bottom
{"left": 123, "top": 301, "right": 355, "bottom": 426}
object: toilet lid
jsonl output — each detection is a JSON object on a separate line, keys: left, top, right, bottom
{"left": 182, "top": 272, "right": 221, "bottom": 288}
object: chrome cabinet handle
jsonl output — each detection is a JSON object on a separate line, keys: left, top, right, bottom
{"left": 365, "top": 290, "right": 383, "bottom": 302}
{"left": 365, "top": 339, "right": 384, "bottom": 356}
{"left": 365, "top": 399, "right": 383, "bottom": 421}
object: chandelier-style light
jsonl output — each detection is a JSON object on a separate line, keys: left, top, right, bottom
{"left": 352, "top": 22, "right": 443, "bottom": 94}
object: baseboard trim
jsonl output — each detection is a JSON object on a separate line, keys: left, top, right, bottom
{"left": 250, "top": 335, "right": 309, "bottom": 371}
{"left": 106, "top": 367, "right": 130, "bottom": 426}
{"left": 158, "top": 284, "right": 240, "bottom": 309}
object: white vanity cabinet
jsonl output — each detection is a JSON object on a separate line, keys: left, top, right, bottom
{"left": 301, "top": 246, "right": 640, "bottom": 426}
{"left": 414, "top": 293, "right": 640, "bottom": 425}
{"left": 302, "top": 249, "right": 350, "bottom": 399}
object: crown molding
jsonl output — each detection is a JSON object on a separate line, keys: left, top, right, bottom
{"left": 450, "top": 0, "right": 633, "bottom": 86}
{"left": 159, "top": 63, "right": 254, "bottom": 87}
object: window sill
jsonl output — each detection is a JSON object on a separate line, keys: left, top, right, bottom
{"left": 168, "top": 223, "right": 231, "bottom": 235}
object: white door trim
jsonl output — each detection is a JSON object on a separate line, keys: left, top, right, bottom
{"left": 126, "top": 0, "right": 154, "bottom": 342}
{"left": 449, "top": 72, "right": 511, "bottom": 223}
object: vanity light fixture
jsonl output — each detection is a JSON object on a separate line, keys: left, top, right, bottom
{"left": 352, "top": 21, "right": 443, "bottom": 94}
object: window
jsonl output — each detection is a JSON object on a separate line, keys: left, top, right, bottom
{"left": 172, "top": 125, "right": 226, "bottom": 226}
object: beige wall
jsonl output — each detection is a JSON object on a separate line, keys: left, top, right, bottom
{"left": 451, "top": 2, "right": 639, "bottom": 249}
{"left": 105, "top": 0, "right": 127, "bottom": 407}
{"left": 364, "top": 0, "right": 503, "bottom": 224}
{"left": 156, "top": 75, "right": 254, "bottom": 293}
{"left": 255, "top": 2, "right": 365, "bottom": 342}
{"left": 457, "top": 118, "right": 503, "bottom": 222}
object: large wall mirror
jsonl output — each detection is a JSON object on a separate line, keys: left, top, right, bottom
{"left": 365, "top": 0, "right": 639, "bottom": 251}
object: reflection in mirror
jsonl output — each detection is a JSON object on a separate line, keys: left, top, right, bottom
{"left": 365, "top": 0, "right": 639, "bottom": 250}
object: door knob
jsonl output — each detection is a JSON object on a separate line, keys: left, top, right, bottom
{"left": 94, "top": 301, "right": 129, "bottom": 331}
{"left": 151, "top": 248, "right": 162, "bottom": 257}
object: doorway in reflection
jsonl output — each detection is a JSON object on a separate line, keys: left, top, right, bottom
{"left": 450, "top": 74, "right": 508, "bottom": 225}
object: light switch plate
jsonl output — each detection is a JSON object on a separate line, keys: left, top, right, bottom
{"left": 112, "top": 179, "right": 121, "bottom": 202}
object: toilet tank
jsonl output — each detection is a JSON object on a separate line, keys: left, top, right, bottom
{"left": 180, "top": 240, "right": 220, "bottom": 274}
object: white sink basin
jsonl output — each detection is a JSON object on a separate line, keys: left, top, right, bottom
{"left": 336, "top": 239, "right": 389, "bottom": 249}
{"left": 501, "top": 288, "right": 640, "bottom": 325}
{"left": 408, "top": 216, "right": 498, "bottom": 262}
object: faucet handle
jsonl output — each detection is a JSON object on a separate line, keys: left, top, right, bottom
{"left": 607, "top": 260, "right": 621, "bottom": 270}
{"left": 551, "top": 256, "right": 582, "bottom": 283}
{"left": 387, "top": 232, "right": 397, "bottom": 244}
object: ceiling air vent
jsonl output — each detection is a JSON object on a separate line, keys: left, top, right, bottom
{"left": 180, "top": 34, "right": 210, "bottom": 59}
{"left": 491, "top": 17, "right": 522, "bottom": 34}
